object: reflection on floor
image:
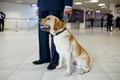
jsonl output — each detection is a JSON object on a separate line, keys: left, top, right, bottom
{"left": 0, "top": 28, "right": 120, "bottom": 80}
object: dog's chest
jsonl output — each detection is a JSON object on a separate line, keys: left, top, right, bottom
{"left": 54, "top": 35, "right": 72, "bottom": 54}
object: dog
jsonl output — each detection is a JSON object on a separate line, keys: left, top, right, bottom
{"left": 40, "top": 15, "right": 90, "bottom": 76}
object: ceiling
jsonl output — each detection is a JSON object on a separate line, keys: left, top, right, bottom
{"left": 73, "top": 0, "right": 120, "bottom": 11}
{"left": 0, "top": 0, "right": 120, "bottom": 11}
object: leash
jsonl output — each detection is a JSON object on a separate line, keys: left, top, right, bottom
{"left": 54, "top": 14, "right": 71, "bottom": 36}
{"left": 62, "top": 14, "right": 72, "bottom": 24}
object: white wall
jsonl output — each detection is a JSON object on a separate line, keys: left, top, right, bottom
{"left": 0, "top": 2, "right": 38, "bottom": 30}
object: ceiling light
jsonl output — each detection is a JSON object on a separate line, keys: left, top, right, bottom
{"left": 74, "top": 2, "right": 83, "bottom": 5}
{"left": 16, "top": 0, "right": 22, "bottom": 3}
{"left": 90, "top": 0, "right": 99, "bottom": 3}
{"left": 98, "top": 3, "right": 106, "bottom": 6}
{"left": 96, "top": 10, "right": 100, "bottom": 13}
{"left": 101, "top": 6, "right": 107, "bottom": 8}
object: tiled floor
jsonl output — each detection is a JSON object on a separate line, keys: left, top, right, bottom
{"left": 0, "top": 27, "right": 120, "bottom": 80}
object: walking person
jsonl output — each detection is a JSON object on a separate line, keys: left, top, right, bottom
{"left": 106, "top": 11, "right": 113, "bottom": 31}
{"left": 101, "top": 16, "right": 104, "bottom": 28}
{"left": 0, "top": 11, "right": 6, "bottom": 32}
{"left": 90, "top": 18, "right": 94, "bottom": 28}
{"left": 116, "top": 13, "right": 120, "bottom": 30}
{"left": 33, "top": 0, "right": 73, "bottom": 70}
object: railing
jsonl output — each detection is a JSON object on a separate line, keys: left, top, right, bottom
{"left": 85, "top": 19, "right": 116, "bottom": 28}
{"left": 5, "top": 17, "right": 38, "bottom": 32}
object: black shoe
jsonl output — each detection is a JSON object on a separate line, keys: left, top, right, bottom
{"left": 47, "top": 63, "right": 58, "bottom": 70}
{"left": 32, "top": 60, "right": 50, "bottom": 65}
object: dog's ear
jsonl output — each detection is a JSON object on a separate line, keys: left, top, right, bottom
{"left": 54, "top": 18, "right": 65, "bottom": 30}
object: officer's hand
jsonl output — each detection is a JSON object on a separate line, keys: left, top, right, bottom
{"left": 64, "top": 8, "right": 72, "bottom": 15}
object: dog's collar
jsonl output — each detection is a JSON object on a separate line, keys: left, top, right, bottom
{"left": 55, "top": 28, "right": 66, "bottom": 36}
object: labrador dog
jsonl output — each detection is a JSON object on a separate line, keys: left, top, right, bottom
{"left": 40, "top": 15, "right": 90, "bottom": 76}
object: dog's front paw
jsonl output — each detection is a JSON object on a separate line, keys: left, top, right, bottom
{"left": 64, "top": 71, "right": 71, "bottom": 77}
{"left": 56, "top": 65, "right": 62, "bottom": 69}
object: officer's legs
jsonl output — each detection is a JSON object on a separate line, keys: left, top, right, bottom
{"left": 33, "top": 11, "right": 51, "bottom": 64}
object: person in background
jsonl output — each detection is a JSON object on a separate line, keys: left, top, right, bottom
{"left": 106, "top": 11, "right": 113, "bottom": 31}
{"left": 101, "top": 16, "right": 104, "bottom": 28}
{"left": 90, "top": 18, "right": 94, "bottom": 28}
{"left": 0, "top": 11, "right": 6, "bottom": 32}
{"left": 116, "top": 13, "right": 120, "bottom": 30}
{"left": 33, "top": 0, "right": 73, "bottom": 70}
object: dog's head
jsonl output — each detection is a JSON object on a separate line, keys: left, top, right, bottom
{"left": 40, "top": 15, "right": 66, "bottom": 35}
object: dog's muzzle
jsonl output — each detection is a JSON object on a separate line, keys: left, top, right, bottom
{"left": 40, "top": 23, "right": 50, "bottom": 31}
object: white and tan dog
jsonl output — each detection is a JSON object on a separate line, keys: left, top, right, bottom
{"left": 40, "top": 15, "right": 90, "bottom": 76}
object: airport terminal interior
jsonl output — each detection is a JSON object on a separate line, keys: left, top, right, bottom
{"left": 0, "top": 0, "right": 120, "bottom": 80}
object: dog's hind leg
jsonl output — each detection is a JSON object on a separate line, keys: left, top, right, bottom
{"left": 76, "top": 59, "right": 90, "bottom": 74}
{"left": 78, "top": 63, "right": 90, "bottom": 74}
{"left": 78, "top": 66, "right": 90, "bottom": 74}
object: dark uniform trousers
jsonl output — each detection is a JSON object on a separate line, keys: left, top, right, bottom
{"left": 38, "top": 11, "right": 63, "bottom": 64}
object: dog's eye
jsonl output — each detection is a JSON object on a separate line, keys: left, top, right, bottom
{"left": 47, "top": 18, "right": 50, "bottom": 20}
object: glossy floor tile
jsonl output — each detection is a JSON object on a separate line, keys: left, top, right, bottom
{"left": 0, "top": 27, "right": 120, "bottom": 80}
